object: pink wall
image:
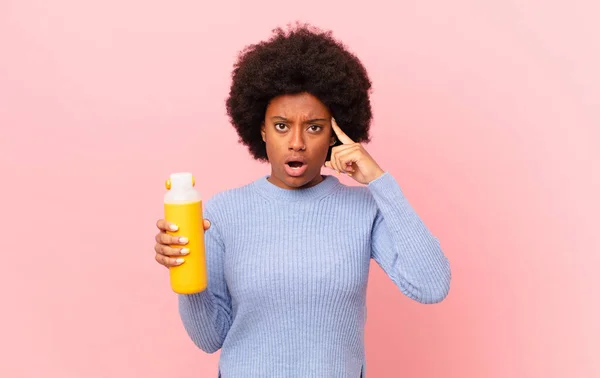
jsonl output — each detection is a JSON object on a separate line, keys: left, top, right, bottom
{"left": 1, "top": 0, "right": 598, "bottom": 377}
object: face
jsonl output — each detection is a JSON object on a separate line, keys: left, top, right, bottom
{"left": 261, "top": 92, "right": 336, "bottom": 190}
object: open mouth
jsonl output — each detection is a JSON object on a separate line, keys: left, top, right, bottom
{"left": 284, "top": 159, "right": 308, "bottom": 177}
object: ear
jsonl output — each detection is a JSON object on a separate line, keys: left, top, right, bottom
{"left": 329, "top": 123, "right": 337, "bottom": 146}
{"left": 261, "top": 123, "right": 266, "bottom": 142}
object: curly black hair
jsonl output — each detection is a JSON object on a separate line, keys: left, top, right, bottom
{"left": 225, "top": 23, "right": 373, "bottom": 161}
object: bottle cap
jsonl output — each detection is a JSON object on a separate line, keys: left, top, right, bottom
{"left": 165, "top": 172, "right": 195, "bottom": 190}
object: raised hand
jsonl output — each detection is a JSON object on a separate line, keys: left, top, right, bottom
{"left": 325, "top": 118, "right": 385, "bottom": 184}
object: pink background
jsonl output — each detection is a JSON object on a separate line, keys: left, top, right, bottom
{"left": 1, "top": 0, "right": 598, "bottom": 377}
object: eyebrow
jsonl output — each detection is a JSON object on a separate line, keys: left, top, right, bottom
{"left": 271, "top": 116, "right": 328, "bottom": 123}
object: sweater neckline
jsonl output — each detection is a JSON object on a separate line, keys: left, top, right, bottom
{"left": 252, "top": 174, "right": 341, "bottom": 202}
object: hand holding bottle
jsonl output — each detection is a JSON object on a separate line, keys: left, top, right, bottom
{"left": 154, "top": 218, "right": 211, "bottom": 268}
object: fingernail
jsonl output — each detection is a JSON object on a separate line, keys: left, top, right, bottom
{"left": 169, "top": 224, "right": 178, "bottom": 231}
{"left": 176, "top": 258, "right": 184, "bottom": 265}
{"left": 180, "top": 248, "right": 189, "bottom": 255}
{"left": 179, "top": 237, "right": 188, "bottom": 244}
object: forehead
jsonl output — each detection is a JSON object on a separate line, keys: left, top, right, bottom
{"left": 266, "top": 92, "right": 330, "bottom": 118}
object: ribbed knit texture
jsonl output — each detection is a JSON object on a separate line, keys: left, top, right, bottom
{"left": 178, "top": 172, "right": 451, "bottom": 378}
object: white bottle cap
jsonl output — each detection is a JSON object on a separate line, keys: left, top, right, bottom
{"left": 169, "top": 172, "right": 194, "bottom": 190}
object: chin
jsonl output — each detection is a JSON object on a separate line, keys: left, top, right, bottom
{"left": 274, "top": 169, "right": 320, "bottom": 189}
{"left": 284, "top": 176, "right": 312, "bottom": 188}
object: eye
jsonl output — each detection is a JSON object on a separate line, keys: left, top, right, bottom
{"left": 308, "top": 125, "right": 322, "bottom": 132}
{"left": 274, "top": 123, "right": 288, "bottom": 131}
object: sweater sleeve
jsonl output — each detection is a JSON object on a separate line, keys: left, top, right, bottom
{"left": 177, "top": 206, "right": 232, "bottom": 353}
{"left": 368, "top": 172, "right": 451, "bottom": 304}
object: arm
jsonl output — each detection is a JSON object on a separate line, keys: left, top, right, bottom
{"left": 178, "top": 207, "right": 232, "bottom": 353}
{"left": 368, "top": 172, "right": 451, "bottom": 304}
{"left": 324, "top": 118, "right": 450, "bottom": 303}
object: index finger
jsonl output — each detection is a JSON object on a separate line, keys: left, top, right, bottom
{"left": 331, "top": 117, "right": 354, "bottom": 145}
{"left": 156, "top": 219, "right": 178, "bottom": 232}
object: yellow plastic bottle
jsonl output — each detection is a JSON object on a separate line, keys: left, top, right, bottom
{"left": 164, "top": 172, "right": 207, "bottom": 294}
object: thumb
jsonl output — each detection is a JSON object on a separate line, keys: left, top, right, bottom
{"left": 203, "top": 219, "right": 211, "bottom": 230}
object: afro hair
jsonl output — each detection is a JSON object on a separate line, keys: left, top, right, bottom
{"left": 225, "top": 23, "right": 373, "bottom": 161}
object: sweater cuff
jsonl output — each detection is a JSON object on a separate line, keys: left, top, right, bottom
{"left": 367, "top": 172, "right": 417, "bottom": 230}
{"left": 367, "top": 171, "right": 407, "bottom": 202}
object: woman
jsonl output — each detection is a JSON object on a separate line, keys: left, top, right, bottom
{"left": 154, "top": 24, "right": 451, "bottom": 377}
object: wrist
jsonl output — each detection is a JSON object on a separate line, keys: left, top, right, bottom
{"left": 367, "top": 167, "right": 385, "bottom": 183}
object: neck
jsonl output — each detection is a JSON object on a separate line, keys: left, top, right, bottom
{"left": 267, "top": 173, "right": 324, "bottom": 190}
{"left": 254, "top": 173, "right": 340, "bottom": 202}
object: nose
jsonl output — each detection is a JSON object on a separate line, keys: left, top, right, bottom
{"left": 288, "top": 126, "right": 306, "bottom": 151}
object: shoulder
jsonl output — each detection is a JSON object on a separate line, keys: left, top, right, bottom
{"left": 202, "top": 179, "right": 258, "bottom": 218}
{"left": 331, "top": 179, "right": 378, "bottom": 209}
{"left": 330, "top": 172, "right": 403, "bottom": 209}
